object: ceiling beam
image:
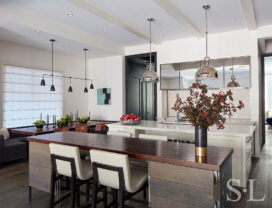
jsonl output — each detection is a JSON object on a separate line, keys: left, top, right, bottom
{"left": 152, "top": 0, "right": 203, "bottom": 38}
{"left": 67, "top": 0, "right": 161, "bottom": 44}
{"left": 0, "top": 5, "right": 124, "bottom": 55}
{"left": 240, "top": 0, "right": 257, "bottom": 30}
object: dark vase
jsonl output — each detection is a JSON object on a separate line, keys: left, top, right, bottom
{"left": 195, "top": 126, "right": 207, "bottom": 157}
{"left": 36, "top": 125, "right": 44, "bottom": 130}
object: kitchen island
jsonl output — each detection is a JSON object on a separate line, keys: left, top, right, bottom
{"left": 108, "top": 120, "right": 256, "bottom": 188}
{"left": 27, "top": 131, "right": 233, "bottom": 208}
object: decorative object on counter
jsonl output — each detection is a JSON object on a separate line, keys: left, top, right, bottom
{"left": 70, "top": 113, "right": 73, "bottom": 126}
{"left": 33, "top": 120, "right": 46, "bottom": 130}
{"left": 140, "top": 17, "right": 159, "bottom": 83}
{"left": 40, "top": 112, "right": 42, "bottom": 120}
{"left": 227, "top": 58, "right": 240, "bottom": 87}
{"left": 77, "top": 116, "right": 89, "bottom": 125}
{"left": 97, "top": 88, "right": 111, "bottom": 105}
{"left": 40, "top": 40, "right": 95, "bottom": 92}
{"left": 46, "top": 114, "right": 50, "bottom": 129}
{"left": 173, "top": 82, "right": 244, "bottom": 157}
{"left": 196, "top": 5, "right": 218, "bottom": 80}
{"left": 120, "top": 113, "right": 141, "bottom": 125}
{"left": 56, "top": 115, "right": 71, "bottom": 128}
{"left": 53, "top": 115, "right": 56, "bottom": 128}
{"left": 77, "top": 116, "right": 90, "bottom": 124}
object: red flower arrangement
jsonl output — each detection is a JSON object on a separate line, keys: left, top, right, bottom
{"left": 173, "top": 83, "right": 244, "bottom": 129}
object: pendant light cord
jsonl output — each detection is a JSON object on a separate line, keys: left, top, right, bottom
{"left": 84, "top": 49, "right": 87, "bottom": 86}
{"left": 51, "top": 40, "right": 54, "bottom": 85}
{"left": 205, "top": 7, "right": 208, "bottom": 58}
{"left": 149, "top": 19, "right": 152, "bottom": 71}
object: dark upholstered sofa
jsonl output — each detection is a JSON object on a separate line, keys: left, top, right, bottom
{"left": 0, "top": 129, "right": 28, "bottom": 166}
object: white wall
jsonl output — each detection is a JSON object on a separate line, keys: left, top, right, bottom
{"left": 87, "top": 56, "right": 124, "bottom": 121}
{"left": 0, "top": 40, "right": 89, "bottom": 125}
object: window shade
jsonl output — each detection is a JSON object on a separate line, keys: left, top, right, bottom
{"left": 3, "top": 65, "right": 63, "bottom": 128}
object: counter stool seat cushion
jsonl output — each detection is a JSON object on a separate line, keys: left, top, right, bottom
{"left": 130, "top": 167, "right": 148, "bottom": 193}
{"left": 107, "top": 131, "right": 131, "bottom": 138}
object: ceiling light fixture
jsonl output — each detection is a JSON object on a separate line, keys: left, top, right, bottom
{"left": 227, "top": 58, "right": 240, "bottom": 87}
{"left": 83, "top": 48, "right": 88, "bottom": 93}
{"left": 35, "top": 30, "right": 41, "bottom": 33}
{"left": 50, "top": 39, "right": 55, "bottom": 91}
{"left": 141, "top": 18, "right": 159, "bottom": 83}
{"left": 196, "top": 5, "right": 218, "bottom": 80}
{"left": 67, "top": 13, "right": 74, "bottom": 17}
{"left": 40, "top": 40, "right": 94, "bottom": 92}
{"left": 68, "top": 77, "right": 73, "bottom": 92}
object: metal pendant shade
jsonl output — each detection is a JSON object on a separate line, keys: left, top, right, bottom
{"left": 50, "top": 84, "right": 55, "bottom": 92}
{"left": 141, "top": 18, "right": 159, "bottom": 83}
{"left": 68, "top": 77, "right": 73, "bottom": 92}
{"left": 84, "top": 87, "right": 88, "bottom": 93}
{"left": 227, "top": 59, "right": 240, "bottom": 87}
{"left": 40, "top": 77, "right": 45, "bottom": 86}
{"left": 90, "top": 83, "right": 94, "bottom": 89}
{"left": 196, "top": 5, "right": 218, "bottom": 80}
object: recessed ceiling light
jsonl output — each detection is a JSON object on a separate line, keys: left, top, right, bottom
{"left": 35, "top": 30, "right": 41, "bottom": 33}
{"left": 67, "top": 13, "right": 74, "bottom": 17}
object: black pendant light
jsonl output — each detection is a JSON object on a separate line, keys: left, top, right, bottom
{"left": 68, "top": 77, "right": 73, "bottom": 92}
{"left": 90, "top": 83, "right": 94, "bottom": 89}
{"left": 83, "top": 48, "right": 88, "bottom": 93}
{"left": 40, "top": 75, "right": 45, "bottom": 86}
{"left": 50, "top": 39, "right": 56, "bottom": 91}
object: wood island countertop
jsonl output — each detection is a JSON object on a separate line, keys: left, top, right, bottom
{"left": 27, "top": 131, "right": 233, "bottom": 171}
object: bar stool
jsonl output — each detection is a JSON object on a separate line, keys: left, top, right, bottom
{"left": 107, "top": 131, "right": 132, "bottom": 138}
{"left": 90, "top": 150, "right": 148, "bottom": 208}
{"left": 138, "top": 134, "right": 168, "bottom": 141}
{"left": 49, "top": 143, "right": 93, "bottom": 208}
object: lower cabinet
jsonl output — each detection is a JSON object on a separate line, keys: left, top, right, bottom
{"left": 149, "top": 156, "right": 232, "bottom": 208}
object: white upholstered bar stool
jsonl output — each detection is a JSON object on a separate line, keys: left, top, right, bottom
{"left": 49, "top": 143, "right": 93, "bottom": 208}
{"left": 107, "top": 131, "right": 132, "bottom": 138}
{"left": 138, "top": 134, "right": 168, "bottom": 141}
{"left": 90, "top": 150, "right": 148, "bottom": 208}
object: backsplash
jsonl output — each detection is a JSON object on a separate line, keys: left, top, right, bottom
{"left": 167, "top": 88, "right": 251, "bottom": 119}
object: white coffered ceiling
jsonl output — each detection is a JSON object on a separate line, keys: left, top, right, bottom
{"left": 0, "top": 0, "right": 271, "bottom": 58}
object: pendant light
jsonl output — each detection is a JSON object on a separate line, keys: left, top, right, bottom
{"left": 50, "top": 39, "right": 56, "bottom": 91}
{"left": 83, "top": 48, "right": 88, "bottom": 93}
{"left": 68, "top": 77, "right": 73, "bottom": 92}
{"left": 40, "top": 75, "right": 45, "bottom": 86}
{"left": 90, "top": 82, "right": 94, "bottom": 89}
{"left": 140, "top": 18, "right": 159, "bottom": 82}
{"left": 196, "top": 5, "right": 218, "bottom": 80}
{"left": 227, "top": 58, "right": 240, "bottom": 87}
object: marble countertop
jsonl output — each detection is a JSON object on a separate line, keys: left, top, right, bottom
{"left": 107, "top": 120, "right": 256, "bottom": 138}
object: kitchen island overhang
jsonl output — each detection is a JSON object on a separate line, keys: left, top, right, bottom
{"left": 27, "top": 131, "right": 233, "bottom": 208}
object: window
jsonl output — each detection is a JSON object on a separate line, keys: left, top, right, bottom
{"left": 3, "top": 65, "right": 63, "bottom": 128}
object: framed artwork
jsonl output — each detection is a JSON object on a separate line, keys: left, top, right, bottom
{"left": 97, "top": 88, "right": 111, "bottom": 105}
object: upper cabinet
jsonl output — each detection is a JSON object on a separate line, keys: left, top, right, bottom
{"left": 160, "top": 56, "right": 251, "bottom": 90}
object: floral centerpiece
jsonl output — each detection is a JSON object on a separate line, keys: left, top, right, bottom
{"left": 77, "top": 116, "right": 90, "bottom": 124}
{"left": 173, "top": 83, "right": 244, "bottom": 157}
{"left": 33, "top": 120, "right": 46, "bottom": 130}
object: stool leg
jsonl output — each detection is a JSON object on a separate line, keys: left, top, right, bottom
{"left": 91, "top": 183, "right": 98, "bottom": 208}
{"left": 49, "top": 172, "right": 56, "bottom": 208}
{"left": 118, "top": 189, "right": 124, "bottom": 208}
{"left": 71, "top": 178, "right": 76, "bottom": 208}
{"left": 76, "top": 183, "right": 80, "bottom": 207}
{"left": 143, "top": 187, "right": 147, "bottom": 200}
{"left": 86, "top": 181, "right": 90, "bottom": 202}
{"left": 112, "top": 189, "right": 118, "bottom": 208}
{"left": 103, "top": 186, "right": 107, "bottom": 208}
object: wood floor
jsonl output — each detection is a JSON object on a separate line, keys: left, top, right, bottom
{"left": 1, "top": 132, "right": 272, "bottom": 208}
